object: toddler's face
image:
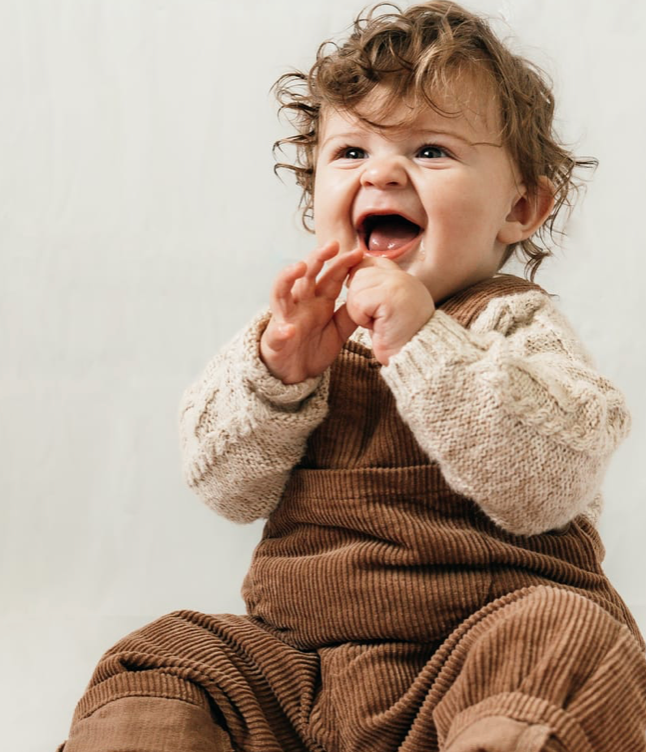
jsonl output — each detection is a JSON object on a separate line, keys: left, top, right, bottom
{"left": 313, "top": 81, "right": 526, "bottom": 303}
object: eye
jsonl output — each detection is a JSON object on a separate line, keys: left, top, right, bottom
{"left": 335, "top": 146, "right": 367, "bottom": 160}
{"left": 416, "top": 144, "right": 450, "bottom": 159}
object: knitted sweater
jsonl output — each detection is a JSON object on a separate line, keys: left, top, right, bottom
{"left": 179, "top": 276, "right": 631, "bottom": 536}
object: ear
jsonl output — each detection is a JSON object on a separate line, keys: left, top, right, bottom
{"left": 497, "top": 176, "right": 556, "bottom": 245}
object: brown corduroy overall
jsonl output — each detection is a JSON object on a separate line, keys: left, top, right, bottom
{"left": 60, "top": 277, "right": 646, "bottom": 752}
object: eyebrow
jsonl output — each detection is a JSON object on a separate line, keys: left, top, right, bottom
{"left": 412, "top": 129, "right": 503, "bottom": 148}
{"left": 320, "top": 128, "right": 501, "bottom": 149}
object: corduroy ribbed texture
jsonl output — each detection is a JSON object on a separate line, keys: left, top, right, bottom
{"left": 59, "top": 275, "right": 646, "bottom": 751}
{"left": 60, "top": 589, "right": 646, "bottom": 751}
{"left": 241, "top": 276, "right": 642, "bottom": 650}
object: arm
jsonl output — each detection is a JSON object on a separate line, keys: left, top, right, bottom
{"left": 179, "top": 243, "right": 364, "bottom": 523}
{"left": 380, "top": 290, "right": 631, "bottom": 535}
{"left": 178, "top": 311, "right": 330, "bottom": 523}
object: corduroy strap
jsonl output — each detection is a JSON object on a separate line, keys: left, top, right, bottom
{"left": 439, "top": 274, "right": 546, "bottom": 328}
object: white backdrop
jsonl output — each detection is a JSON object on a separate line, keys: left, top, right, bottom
{"left": 1, "top": 1, "right": 645, "bottom": 749}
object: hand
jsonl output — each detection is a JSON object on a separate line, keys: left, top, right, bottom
{"left": 260, "top": 242, "right": 365, "bottom": 384}
{"left": 345, "top": 256, "right": 435, "bottom": 365}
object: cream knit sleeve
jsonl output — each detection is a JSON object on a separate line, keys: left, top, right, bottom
{"left": 381, "top": 289, "right": 631, "bottom": 536}
{"left": 178, "top": 311, "right": 330, "bottom": 523}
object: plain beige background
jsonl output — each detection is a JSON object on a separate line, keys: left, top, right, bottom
{"left": 1, "top": 1, "right": 644, "bottom": 749}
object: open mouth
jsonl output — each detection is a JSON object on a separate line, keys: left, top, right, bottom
{"left": 358, "top": 214, "right": 422, "bottom": 256}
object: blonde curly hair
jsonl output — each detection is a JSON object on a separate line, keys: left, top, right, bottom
{"left": 272, "top": 1, "right": 596, "bottom": 280}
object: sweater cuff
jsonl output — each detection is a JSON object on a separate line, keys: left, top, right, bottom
{"left": 241, "top": 311, "right": 325, "bottom": 407}
{"left": 382, "top": 309, "right": 484, "bottom": 387}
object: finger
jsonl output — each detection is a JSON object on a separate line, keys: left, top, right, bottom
{"left": 301, "top": 241, "right": 341, "bottom": 296}
{"left": 316, "top": 247, "right": 365, "bottom": 299}
{"left": 296, "top": 241, "right": 340, "bottom": 289}
{"left": 345, "top": 256, "right": 373, "bottom": 287}
{"left": 346, "top": 262, "right": 371, "bottom": 289}
{"left": 305, "top": 240, "right": 340, "bottom": 280}
{"left": 292, "top": 241, "right": 341, "bottom": 302}
{"left": 270, "top": 261, "right": 307, "bottom": 318}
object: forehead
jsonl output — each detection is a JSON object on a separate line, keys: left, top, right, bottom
{"left": 319, "top": 74, "right": 502, "bottom": 144}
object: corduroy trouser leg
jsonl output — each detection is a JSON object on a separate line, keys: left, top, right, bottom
{"left": 58, "top": 696, "right": 233, "bottom": 752}
{"left": 58, "top": 586, "right": 646, "bottom": 752}
{"left": 422, "top": 587, "right": 646, "bottom": 751}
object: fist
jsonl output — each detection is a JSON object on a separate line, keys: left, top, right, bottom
{"left": 346, "top": 256, "right": 435, "bottom": 364}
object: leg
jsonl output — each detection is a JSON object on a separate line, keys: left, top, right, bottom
{"left": 57, "top": 611, "right": 320, "bottom": 752}
{"left": 296, "top": 588, "right": 644, "bottom": 752}
{"left": 429, "top": 587, "right": 646, "bottom": 752}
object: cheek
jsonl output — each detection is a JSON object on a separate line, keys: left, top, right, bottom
{"left": 313, "top": 170, "right": 333, "bottom": 217}
{"left": 313, "top": 191, "right": 335, "bottom": 238}
{"left": 425, "top": 183, "right": 485, "bottom": 237}
{"left": 430, "top": 176, "right": 507, "bottom": 239}
{"left": 313, "top": 172, "right": 355, "bottom": 229}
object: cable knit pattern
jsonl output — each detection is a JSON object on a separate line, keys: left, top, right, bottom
{"left": 179, "top": 288, "right": 630, "bottom": 533}
{"left": 179, "top": 310, "right": 330, "bottom": 522}
{"left": 382, "top": 292, "right": 631, "bottom": 534}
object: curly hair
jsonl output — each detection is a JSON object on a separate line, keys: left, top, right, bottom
{"left": 272, "top": 1, "right": 596, "bottom": 280}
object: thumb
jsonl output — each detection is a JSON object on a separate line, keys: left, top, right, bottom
{"left": 346, "top": 254, "right": 399, "bottom": 286}
{"left": 360, "top": 254, "right": 400, "bottom": 270}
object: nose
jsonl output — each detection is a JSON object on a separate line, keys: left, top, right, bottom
{"left": 360, "top": 155, "right": 409, "bottom": 189}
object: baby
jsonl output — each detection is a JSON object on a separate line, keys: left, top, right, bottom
{"left": 59, "top": 3, "right": 646, "bottom": 751}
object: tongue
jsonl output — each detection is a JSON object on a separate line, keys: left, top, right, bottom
{"left": 368, "top": 217, "right": 419, "bottom": 253}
